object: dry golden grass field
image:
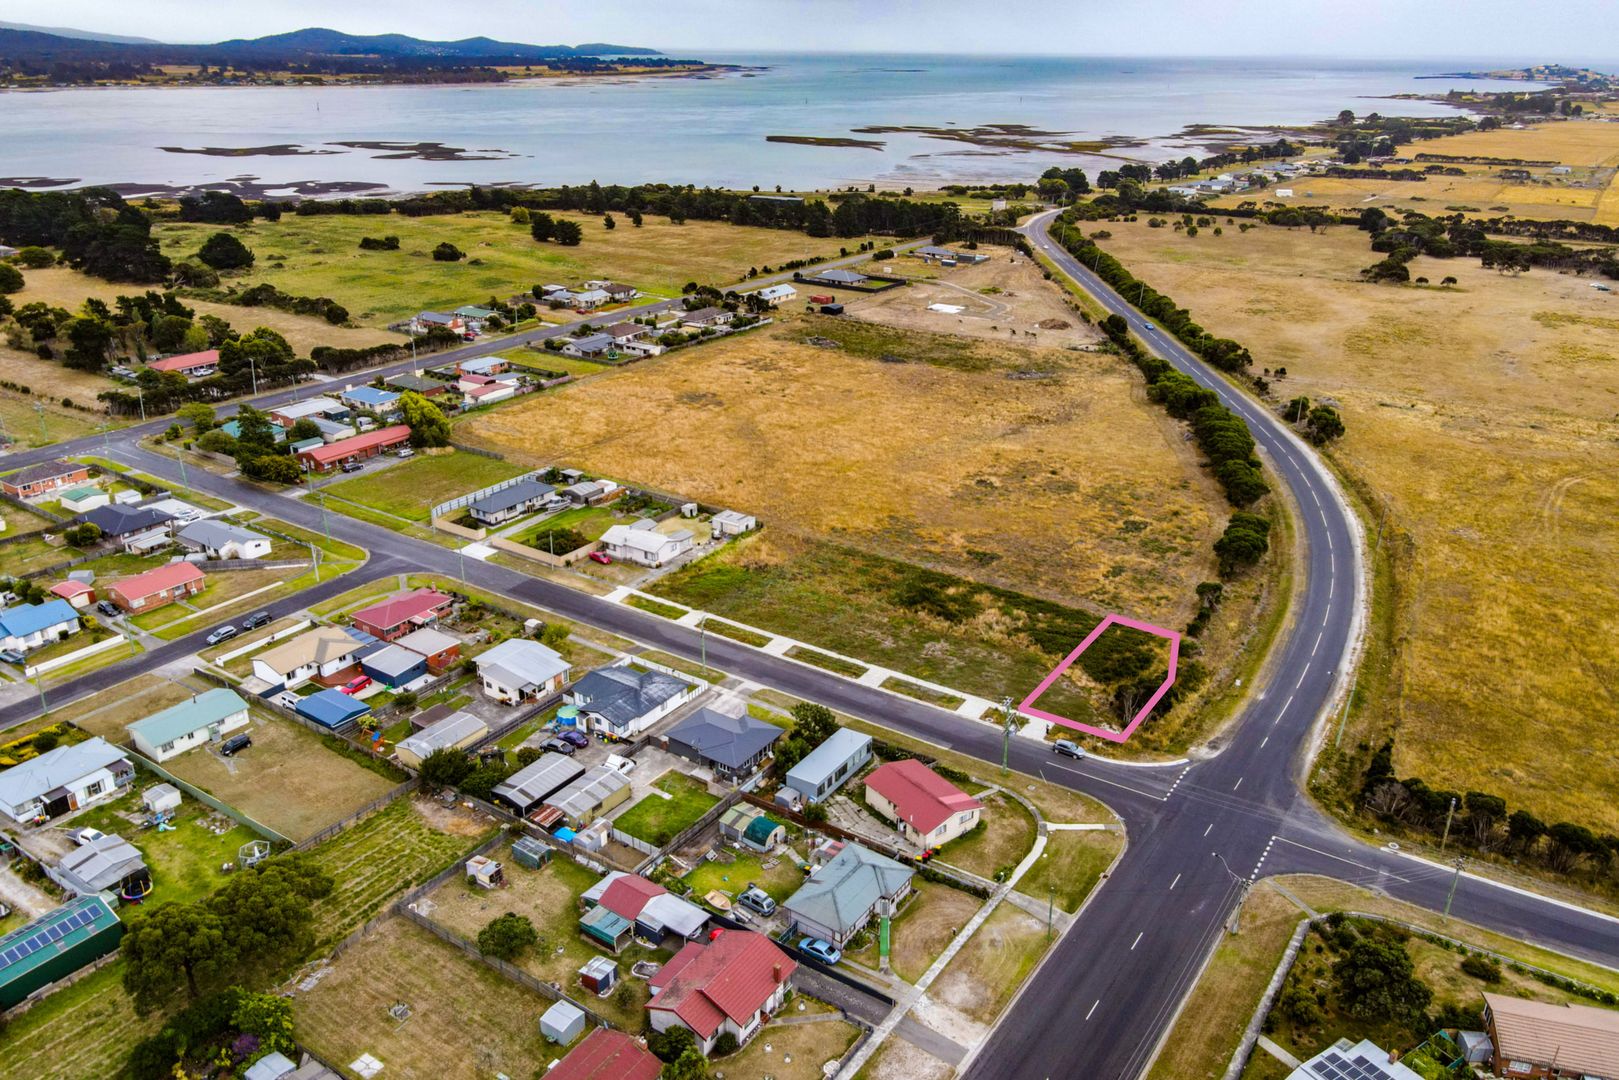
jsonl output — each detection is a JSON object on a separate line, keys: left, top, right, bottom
{"left": 1094, "top": 217, "right": 1619, "bottom": 828}
{"left": 465, "top": 317, "right": 1220, "bottom": 624}
{"left": 1220, "top": 117, "right": 1619, "bottom": 223}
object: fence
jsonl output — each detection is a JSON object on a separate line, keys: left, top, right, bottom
{"left": 0, "top": 489, "right": 67, "bottom": 524}
{"left": 490, "top": 534, "right": 601, "bottom": 567}
{"left": 292, "top": 779, "right": 418, "bottom": 851}
{"left": 430, "top": 516, "right": 487, "bottom": 541}
{"left": 470, "top": 691, "right": 563, "bottom": 752}
{"left": 23, "top": 634, "right": 128, "bottom": 677}
{"left": 625, "top": 788, "right": 743, "bottom": 873}
{"left": 129, "top": 751, "right": 291, "bottom": 845}
{"left": 19, "top": 548, "right": 100, "bottom": 581}
{"left": 430, "top": 467, "right": 542, "bottom": 521}
{"left": 213, "top": 619, "right": 310, "bottom": 663}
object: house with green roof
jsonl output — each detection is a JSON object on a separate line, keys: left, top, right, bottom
{"left": 0, "top": 893, "right": 123, "bottom": 1009}
{"left": 127, "top": 688, "right": 250, "bottom": 762}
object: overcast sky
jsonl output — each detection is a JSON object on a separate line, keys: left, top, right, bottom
{"left": 8, "top": 0, "right": 1619, "bottom": 61}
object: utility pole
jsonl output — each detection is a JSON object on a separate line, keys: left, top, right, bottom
{"left": 1000, "top": 695, "right": 1015, "bottom": 777}
{"left": 1047, "top": 885, "right": 1055, "bottom": 942}
{"left": 35, "top": 402, "right": 48, "bottom": 442}
{"left": 1443, "top": 856, "right": 1468, "bottom": 921}
{"left": 308, "top": 541, "right": 321, "bottom": 583}
{"left": 699, "top": 622, "right": 708, "bottom": 679}
{"left": 317, "top": 492, "right": 332, "bottom": 540}
{"left": 171, "top": 441, "right": 189, "bottom": 488}
{"left": 1441, "top": 796, "right": 1458, "bottom": 851}
{"left": 1214, "top": 852, "right": 1250, "bottom": 934}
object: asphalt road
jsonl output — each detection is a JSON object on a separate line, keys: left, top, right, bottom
{"left": 5, "top": 219, "right": 1618, "bottom": 1078}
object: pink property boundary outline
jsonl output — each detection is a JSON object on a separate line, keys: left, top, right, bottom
{"left": 1019, "top": 614, "right": 1180, "bottom": 744}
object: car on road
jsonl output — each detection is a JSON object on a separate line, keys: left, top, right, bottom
{"left": 220, "top": 733, "right": 252, "bottom": 756}
{"left": 1052, "top": 739, "right": 1086, "bottom": 760}
{"left": 558, "top": 729, "right": 589, "bottom": 749}
{"left": 0, "top": 649, "right": 25, "bottom": 665}
{"left": 340, "top": 675, "right": 372, "bottom": 696}
{"left": 241, "top": 611, "right": 271, "bottom": 630}
{"left": 97, "top": 601, "right": 122, "bottom": 618}
{"left": 340, "top": 460, "right": 364, "bottom": 473}
{"left": 588, "top": 551, "right": 612, "bottom": 565}
{"left": 798, "top": 937, "right": 841, "bottom": 965}
{"left": 205, "top": 625, "right": 238, "bottom": 645}
{"left": 737, "top": 885, "right": 776, "bottom": 916}
{"left": 540, "top": 737, "right": 575, "bottom": 755}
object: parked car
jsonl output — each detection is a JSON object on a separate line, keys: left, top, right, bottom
{"left": 0, "top": 649, "right": 25, "bottom": 665}
{"left": 241, "top": 611, "right": 271, "bottom": 630}
{"left": 205, "top": 625, "right": 238, "bottom": 645}
{"left": 588, "top": 551, "right": 613, "bottom": 564}
{"left": 1052, "top": 739, "right": 1086, "bottom": 760}
{"left": 220, "top": 733, "right": 252, "bottom": 756}
{"left": 540, "top": 737, "right": 575, "bottom": 756}
{"left": 340, "top": 460, "right": 364, "bottom": 473}
{"left": 737, "top": 885, "right": 776, "bottom": 917}
{"left": 341, "top": 675, "right": 372, "bottom": 696}
{"left": 798, "top": 937, "right": 841, "bottom": 965}
{"left": 97, "top": 600, "right": 122, "bottom": 618}
{"left": 558, "top": 729, "right": 589, "bottom": 749}
{"left": 73, "top": 827, "right": 105, "bottom": 846}
{"left": 605, "top": 753, "right": 636, "bottom": 776}
{"left": 395, "top": 447, "right": 415, "bottom": 458}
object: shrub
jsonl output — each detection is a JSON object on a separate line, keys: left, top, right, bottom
{"left": 0, "top": 263, "right": 23, "bottom": 294}
{"left": 477, "top": 912, "right": 538, "bottom": 960}
{"left": 1461, "top": 954, "right": 1502, "bottom": 983}
{"left": 197, "top": 232, "right": 255, "bottom": 271}
{"left": 432, "top": 242, "right": 465, "bottom": 262}
{"left": 358, "top": 236, "right": 400, "bottom": 251}
{"left": 13, "top": 246, "right": 55, "bottom": 268}
{"left": 712, "top": 1032, "right": 739, "bottom": 1057}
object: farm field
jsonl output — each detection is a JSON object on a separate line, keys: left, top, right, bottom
{"left": 308, "top": 796, "right": 495, "bottom": 947}
{"left": 153, "top": 211, "right": 880, "bottom": 327}
{"left": 461, "top": 316, "right": 1263, "bottom": 745}
{"left": 0, "top": 264, "right": 402, "bottom": 358}
{"left": 2, "top": 962, "right": 161, "bottom": 1080}
{"left": 162, "top": 710, "right": 401, "bottom": 842}
{"left": 292, "top": 916, "right": 570, "bottom": 1080}
{"left": 1214, "top": 116, "right": 1619, "bottom": 223}
{"left": 320, "top": 450, "right": 528, "bottom": 522}
{"left": 1092, "top": 216, "right": 1619, "bottom": 829}
{"left": 0, "top": 392, "right": 111, "bottom": 449}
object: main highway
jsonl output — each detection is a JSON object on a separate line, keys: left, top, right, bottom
{"left": 3, "top": 217, "right": 1617, "bottom": 1078}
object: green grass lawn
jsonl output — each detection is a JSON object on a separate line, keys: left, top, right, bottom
{"left": 503, "top": 353, "right": 615, "bottom": 378}
{"left": 252, "top": 516, "right": 367, "bottom": 562}
{"left": 627, "top": 595, "right": 687, "bottom": 619}
{"left": 153, "top": 211, "right": 874, "bottom": 327}
{"left": 683, "top": 849, "right": 806, "bottom": 904}
{"left": 1018, "top": 829, "right": 1121, "bottom": 913}
{"left": 936, "top": 791, "right": 1037, "bottom": 882}
{"left": 512, "top": 503, "right": 618, "bottom": 544}
{"left": 68, "top": 788, "right": 260, "bottom": 907}
{"left": 321, "top": 452, "right": 527, "bottom": 522}
{"left": 613, "top": 772, "right": 721, "bottom": 847}
{"left": 0, "top": 961, "right": 162, "bottom": 1080}
{"left": 0, "top": 394, "right": 108, "bottom": 449}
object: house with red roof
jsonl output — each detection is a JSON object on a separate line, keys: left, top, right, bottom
{"left": 349, "top": 588, "right": 453, "bottom": 642}
{"left": 147, "top": 350, "right": 220, "bottom": 378}
{"left": 48, "top": 580, "right": 95, "bottom": 610}
{"left": 548, "top": 1029, "right": 661, "bottom": 1080}
{"left": 580, "top": 871, "right": 708, "bottom": 949}
{"left": 863, "top": 758, "right": 984, "bottom": 850}
{"left": 106, "top": 562, "right": 205, "bottom": 613}
{"left": 646, "top": 929, "right": 796, "bottom": 1055}
{"left": 294, "top": 424, "right": 412, "bottom": 473}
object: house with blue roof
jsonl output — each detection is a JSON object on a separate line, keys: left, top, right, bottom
{"left": 127, "top": 688, "right": 250, "bottom": 762}
{"left": 783, "top": 729, "right": 873, "bottom": 805}
{"left": 295, "top": 689, "right": 370, "bottom": 730}
{"left": 337, "top": 386, "right": 402, "bottom": 413}
{"left": 0, "top": 599, "right": 81, "bottom": 654}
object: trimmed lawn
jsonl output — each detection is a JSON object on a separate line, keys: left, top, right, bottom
{"left": 66, "top": 784, "right": 259, "bottom": 907}
{"left": 309, "top": 796, "right": 495, "bottom": 948}
{"left": 513, "top": 503, "right": 618, "bottom": 546}
{"left": 1, "top": 962, "right": 161, "bottom": 1080}
{"left": 1018, "top": 829, "right": 1121, "bottom": 913}
{"left": 321, "top": 451, "right": 527, "bottom": 522}
{"left": 162, "top": 710, "right": 400, "bottom": 842}
{"left": 936, "top": 790, "right": 1037, "bottom": 882}
{"left": 612, "top": 772, "right": 720, "bottom": 847}
{"left": 682, "top": 849, "right": 807, "bottom": 905}
{"left": 252, "top": 516, "right": 367, "bottom": 562}
{"left": 720, "top": 1014, "right": 863, "bottom": 1080}
{"left": 292, "top": 917, "right": 574, "bottom": 1079}
{"left": 422, "top": 847, "right": 664, "bottom": 1030}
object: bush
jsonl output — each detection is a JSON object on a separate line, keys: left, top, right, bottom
{"left": 477, "top": 912, "right": 538, "bottom": 960}
{"left": 712, "top": 1032, "right": 739, "bottom": 1057}
{"left": 1461, "top": 954, "right": 1502, "bottom": 983}
{"left": 358, "top": 236, "right": 400, "bottom": 251}
{"left": 31, "top": 731, "right": 60, "bottom": 753}
{"left": 197, "top": 232, "right": 255, "bottom": 271}
{"left": 13, "top": 246, "right": 55, "bottom": 268}
{"left": 432, "top": 242, "right": 465, "bottom": 262}
{"left": 0, "top": 263, "right": 23, "bottom": 294}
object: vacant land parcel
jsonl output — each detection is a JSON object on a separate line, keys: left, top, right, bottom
{"left": 155, "top": 211, "right": 878, "bottom": 326}
{"left": 1094, "top": 217, "right": 1619, "bottom": 827}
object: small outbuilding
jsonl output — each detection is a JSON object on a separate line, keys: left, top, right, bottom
{"left": 359, "top": 643, "right": 429, "bottom": 689}
{"left": 0, "top": 894, "right": 124, "bottom": 1009}
{"left": 783, "top": 728, "right": 873, "bottom": 804}
{"left": 295, "top": 689, "right": 370, "bottom": 731}
{"left": 394, "top": 710, "right": 489, "bottom": 769}
{"left": 142, "top": 783, "right": 183, "bottom": 816}
{"left": 540, "top": 1000, "right": 587, "bottom": 1045}
{"left": 578, "top": 955, "right": 618, "bottom": 995}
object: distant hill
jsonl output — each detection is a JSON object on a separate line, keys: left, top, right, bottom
{"left": 0, "top": 26, "right": 664, "bottom": 67}
{"left": 0, "top": 20, "right": 160, "bottom": 45}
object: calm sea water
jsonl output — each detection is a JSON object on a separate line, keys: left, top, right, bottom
{"left": 0, "top": 53, "right": 1552, "bottom": 195}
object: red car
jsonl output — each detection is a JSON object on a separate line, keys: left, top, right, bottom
{"left": 589, "top": 551, "right": 613, "bottom": 565}
{"left": 340, "top": 675, "right": 372, "bottom": 696}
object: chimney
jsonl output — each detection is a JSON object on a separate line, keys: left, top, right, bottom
{"left": 773, "top": 963, "right": 784, "bottom": 984}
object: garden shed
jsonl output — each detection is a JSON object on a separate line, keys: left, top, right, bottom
{"left": 512, "top": 836, "right": 553, "bottom": 870}
{"left": 540, "top": 1000, "right": 587, "bottom": 1044}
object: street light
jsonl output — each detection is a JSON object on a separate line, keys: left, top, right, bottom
{"left": 1213, "top": 852, "right": 1251, "bottom": 934}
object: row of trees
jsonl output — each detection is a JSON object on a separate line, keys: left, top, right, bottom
{"left": 0, "top": 187, "right": 171, "bottom": 283}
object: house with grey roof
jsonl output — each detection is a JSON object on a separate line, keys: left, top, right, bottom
{"left": 493, "top": 753, "right": 586, "bottom": 816}
{"left": 176, "top": 520, "right": 271, "bottom": 561}
{"left": 562, "top": 332, "right": 616, "bottom": 358}
{"left": 51, "top": 834, "right": 149, "bottom": 898}
{"left": 0, "top": 737, "right": 133, "bottom": 824}
{"left": 542, "top": 765, "right": 633, "bottom": 827}
{"left": 782, "top": 841, "right": 913, "bottom": 946}
{"left": 663, "top": 707, "right": 782, "bottom": 781}
{"left": 783, "top": 729, "right": 872, "bottom": 805}
{"left": 127, "top": 688, "right": 250, "bottom": 762}
{"left": 468, "top": 478, "right": 557, "bottom": 526}
{"left": 394, "top": 710, "right": 488, "bottom": 769}
{"left": 565, "top": 663, "right": 696, "bottom": 739}
{"left": 475, "top": 639, "right": 571, "bottom": 705}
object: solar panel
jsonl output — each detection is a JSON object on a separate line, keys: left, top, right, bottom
{"left": 1, "top": 948, "right": 18, "bottom": 964}
{"left": 46, "top": 925, "right": 64, "bottom": 941}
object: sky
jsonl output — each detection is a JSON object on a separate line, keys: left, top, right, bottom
{"left": 5, "top": 0, "right": 1618, "bottom": 62}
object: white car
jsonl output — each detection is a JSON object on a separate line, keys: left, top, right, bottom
{"left": 73, "top": 827, "right": 106, "bottom": 846}
{"left": 605, "top": 753, "right": 636, "bottom": 776}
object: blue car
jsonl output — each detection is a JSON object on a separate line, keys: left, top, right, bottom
{"left": 798, "top": 937, "right": 841, "bottom": 965}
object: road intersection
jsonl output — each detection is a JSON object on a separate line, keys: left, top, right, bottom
{"left": 1, "top": 218, "right": 1615, "bottom": 1078}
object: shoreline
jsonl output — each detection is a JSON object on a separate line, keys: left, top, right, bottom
{"left": 0, "top": 63, "right": 755, "bottom": 94}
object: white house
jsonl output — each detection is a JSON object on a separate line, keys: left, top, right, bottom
{"left": 0, "top": 737, "right": 133, "bottom": 824}
{"left": 753, "top": 284, "right": 796, "bottom": 307}
{"left": 0, "top": 599, "right": 81, "bottom": 654}
{"left": 475, "top": 638, "right": 571, "bottom": 704}
{"left": 176, "top": 520, "right": 272, "bottom": 561}
{"left": 127, "top": 688, "right": 251, "bottom": 762}
{"left": 251, "top": 626, "right": 365, "bottom": 689}
{"left": 646, "top": 930, "right": 797, "bottom": 1056}
{"left": 562, "top": 333, "right": 616, "bottom": 358}
{"left": 710, "top": 510, "right": 756, "bottom": 537}
{"left": 600, "top": 521, "right": 693, "bottom": 568}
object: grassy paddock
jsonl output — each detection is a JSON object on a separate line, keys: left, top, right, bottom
{"left": 1, "top": 962, "right": 160, "bottom": 1080}
{"left": 320, "top": 451, "right": 527, "bottom": 522}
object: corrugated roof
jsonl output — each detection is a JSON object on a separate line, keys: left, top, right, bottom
{"left": 394, "top": 627, "right": 459, "bottom": 657}
{"left": 864, "top": 758, "right": 983, "bottom": 836}
{"left": 1486, "top": 992, "right": 1619, "bottom": 1077}
{"left": 148, "top": 349, "right": 219, "bottom": 372}
{"left": 544, "top": 766, "right": 630, "bottom": 820}
{"left": 470, "top": 478, "right": 554, "bottom": 516}
{"left": 665, "top": 707, "right": 781, "bottom": 769}
{"left": 111, "top": 562, "right": 204, "bottom": 600}
{"left": 0, "top": 737, "right": 129, "bottom": 810}
{"left": 783, "top": 842, "right": 912, "bottom": 937}
{"left": 128, "top": 688, "right": 248, "bottom": 746}
{"left": 476, "top": 639, "right": 569, "bottom": 691}
{"left": 177, "top": 519, "right": 268, "bottom": 549}
{"left": 3, "top": 459, "right": 83, "bottom": 488}
{"left": 362, "top": 644, "right": 426, "bottom": 680}
{"left": 299, "top": 425, "right": 411, "bottom": 465}
{"left": 493, "top": 753, "right": 584, "bottom": 807}
{"left": 55, "top": 834, "right": 146, "bottom": 893}
{"left": 396, "top": 710, "right": 487, "bottom": 760}
{"left": 295, "top": 689, "right": 370, "bottom": 728}
{"left": 352, "top": 588, "right": 451, "bottom": 632}
{"left": 569, "top": 666, "right": 690, "bottom": 729}
{"left": 547, "top": 1028, "right": 662, "bottom": 1080}
{"left": 0, "top": 893, "right": 120, "bottom": 985}
{"left": 0, "top": 599, "right": 80, "bottom": 640}
{"left": 647, "top": 930, "right": 795, "bottom": 1039}
{"left": 786, "top": 729, "right": 872, "bottom": 789}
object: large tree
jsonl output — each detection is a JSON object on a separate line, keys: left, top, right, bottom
{"left": 398, "top": 390, "right": 451, "bottom": 447}
{"left": 121, "top": 902, "right": 233, "bottom": 1011}
{"left": 552, "top": 219, "right": 584, "bottom": 246}
{"left": 1332, "top": 936, "right": 1432, "bottom": 1022}
{"left": 477, "top": 913, "right": 539, "bottom": 960}
{"left": 198, "top": 231, "right": 255, "bottom": 271}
